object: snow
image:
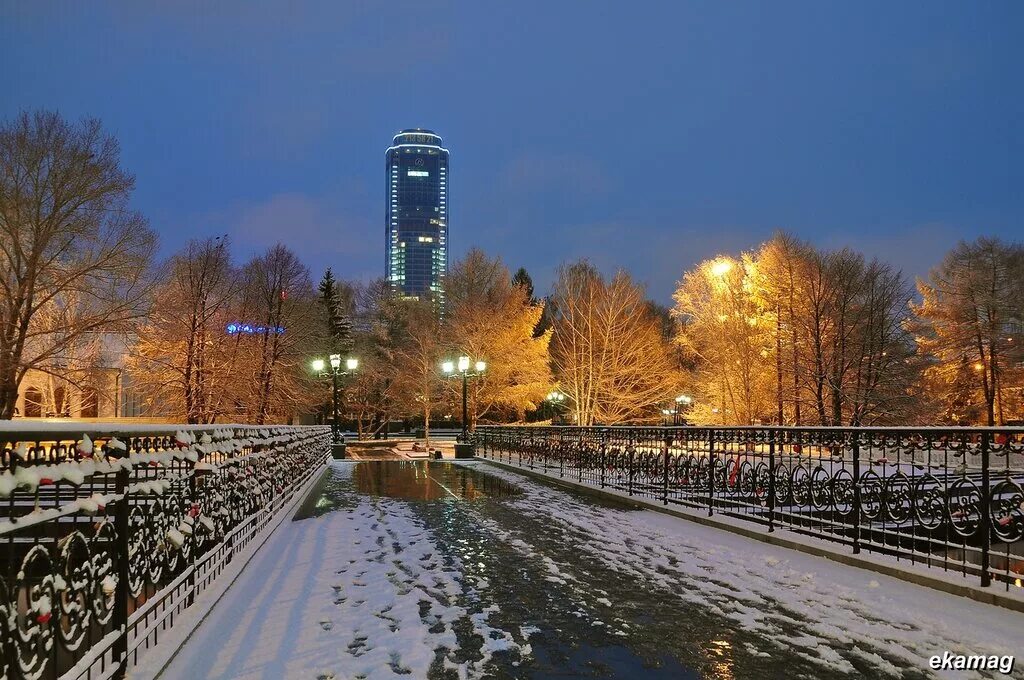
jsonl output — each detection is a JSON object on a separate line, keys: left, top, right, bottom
{"left": 163, "top": 463, "right": 529, "bottom": 679}
{"left": 77, "top": 434, "right": 94, "bottom": 456}
{"left": 161, "top": 457, "right": 1024, "bottom": 679}
{"left": 465, "top": 461, "right": 1024, "bottom": 678}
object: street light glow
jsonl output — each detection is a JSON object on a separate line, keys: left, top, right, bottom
{"left": 329, "top": 354, "right": 341, "bottom": 370}
{"left": 442, "top": 360, "right": 454, "bottom": 374}
{"left": 676, "top": 394, "right": 693, "bottom": 405}
{"left": 458, "top": 356, "right": 470, "bottom": 372}
{"left": 475, "top": 360, "right": 486, "bottom": 372}
{"left": 346, "top": 358, "right": 359, "bottom": 371}
{"left": 311, "top": 359, "right": 325, "bottom": 372}
{"left": 710, "top": 259, "right": 734, "bottom": 277}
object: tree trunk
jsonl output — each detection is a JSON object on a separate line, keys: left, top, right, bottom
{"left": 0, "top": 373, "right": 18, "bottom": 419}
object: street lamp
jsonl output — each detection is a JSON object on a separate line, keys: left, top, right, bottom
{"left": 545, "top": 390, "right": 566, "bottom": 423}
{"left": 710, "top": 258, "right": 734, "bottom": 278}
{"left": 313, "top": 354, "right": 358, "bottom": 458}
{"left": 442, "top": 355, "right": 486, "bottom": 457}
{"left": 674, "top": 394, "right": 693, "bottom": 425}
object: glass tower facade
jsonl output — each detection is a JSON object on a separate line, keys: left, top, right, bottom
{"left": 385, "top": 129, "right": 449, "bottom": 300}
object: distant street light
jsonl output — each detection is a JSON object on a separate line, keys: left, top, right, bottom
{"left": 674, "top": 394, "right": 693, "bottom": 425}
{"left": 442, "top": 355, "right": 486, "bottom": 440}
{"left": 312, "top": 354, "right": 358, "bottom": 458}
{"left": 545, "top": 390, "right": 567, "bottom": 424}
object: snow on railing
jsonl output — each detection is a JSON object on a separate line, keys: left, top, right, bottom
{"left": 474, "top": 425, "right": 1024, "bottom": 591}
{"left": 0, "top": 423, "right": 331, "bottom": 680}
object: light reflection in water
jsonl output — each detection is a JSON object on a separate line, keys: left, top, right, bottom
{"left": 352, "top": 461, "right": 521, "bottom": 500}
{"left": 705, "top": 638, "right": 735, "bottom": 679}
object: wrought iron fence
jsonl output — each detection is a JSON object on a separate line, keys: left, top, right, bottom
{"left": 474, "top": 425, "right": 1024, "bottom": 591}
{"left": 0, "top": 423, "right": 331, "bottom": 680}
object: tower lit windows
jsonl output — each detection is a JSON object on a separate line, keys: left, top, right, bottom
{"left": 384, "top": 129, "right": 449, "bottom": 300}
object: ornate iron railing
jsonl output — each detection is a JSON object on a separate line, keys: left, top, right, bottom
{"left": 0, "top": 423, "right": 331, "bottom": 680}
{"left": 474, "top": 425, "right": 1024, "bottom": 591}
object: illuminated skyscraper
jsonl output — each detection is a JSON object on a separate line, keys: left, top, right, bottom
{"left": 385, "top": 129, "right": 449, "bottom": 300}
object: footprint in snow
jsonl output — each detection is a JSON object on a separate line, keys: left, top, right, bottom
{"left": 319, "top": 620, "right": 333, "bottom": 631}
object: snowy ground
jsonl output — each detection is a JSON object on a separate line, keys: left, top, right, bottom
{"left": 161, "top": 461, "right": 1024, "bottom": 679}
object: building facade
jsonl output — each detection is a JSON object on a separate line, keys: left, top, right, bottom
{"left": 385, "top": 129, "right": 449, "bottom": 300}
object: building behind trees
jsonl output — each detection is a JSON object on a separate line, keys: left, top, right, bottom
{"left": 385, "top": 129, "right": 450, "bottom": 301}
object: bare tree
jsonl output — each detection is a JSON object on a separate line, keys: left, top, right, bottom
{"left": 444, "top": 249, "right": 552, "bottom": 424}
{"left": 752, "top": 232, "right": 813, "bottom": 424}
{"left": 551, "top": 261, "right": 681, "bottom": 425}
{"left": 911, "top": 237, "right": 1024, "bottom": 425}
{"left": 240, "top": 244, "right": 319, "bottom": 424}
{"left": 390, "top": 297, "right": 445, "bottom": 445}
{"left": 674, "top": 255, "right": 774, "bottom": 425}
{"left": 677, "top": 239, "right": 919, "bottom": 426}
{"left": 129, "top": 237, "right": 238, "bottom": 423}
{"left": 0, "top": 110, "right": 156, "bottom": 418}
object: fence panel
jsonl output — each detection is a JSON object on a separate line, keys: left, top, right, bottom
{"left": 473, "top": 425, "right": 1024, "bottom": 591}
{"left": 0, "top": 424, "right": 330, "bottom": 680}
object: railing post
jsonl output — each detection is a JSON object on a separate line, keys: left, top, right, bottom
{"left": 628, "top": 443, "right": 634, "bottom": 496}
{"left": 558, "top": 429, "right": 564, "bottom": 478}
{"left": 981, "top": 431, "right": 991, "bottom": 588}
{"left": 663, "top": 431, "right": 672, "bottom": 505}
{"left": 578, "top": 435, "right": 584, "bottom": 484}
{"left": 186, "top": 455, "right": 197, "bottom": 607}
{"left": 852, "top": 430, "right": 861, "bottom": 554}
{"left": 600, "top": 430, "right": 607, "bottom": 489}
{"left": 113, "top": 462, "right": 131, "bottom": 677}
{"left": 708, "top": 430, "right": 715, "bottom": 517}
{"left": 767, "top": 430, "right": 776, "bottom": 533}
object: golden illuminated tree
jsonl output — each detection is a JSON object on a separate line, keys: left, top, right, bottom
{"left": 674, "top": 255, "right": 774, "bottom": 425}
{"left": 444, "top": 249, "right": 551, "bottom": 424}
{"left": 676, "top": 237, "right": 919, "bottom": 425}
{"left": 551, "top": 261, "right": 681, "bottom": 425}
{"left": 129, "top": 237, "right": 239, "bottom": 423}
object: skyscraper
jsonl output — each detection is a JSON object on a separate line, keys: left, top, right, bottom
{"left": 385, "top": 129, "right": 449, "bottom": 300}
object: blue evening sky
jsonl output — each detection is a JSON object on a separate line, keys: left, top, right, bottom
{"left": 3, "top": 1, "right": 1022, "bottom": 303}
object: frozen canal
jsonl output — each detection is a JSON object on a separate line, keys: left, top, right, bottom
{"left": 164, "top": 461, "right": 1024, "bottom": 679}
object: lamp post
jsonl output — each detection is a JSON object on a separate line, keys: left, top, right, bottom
{"left": 442, "top": 356, "right": 486, "bottom": 458}
{"left": 674, "top": 394, "right": 693, "bottom": 425}
{"left": 313, "top": 354, "right": 358, "bottom": 459}
{"left": 545, "top": 390, "right": 566, "bottom": 424}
